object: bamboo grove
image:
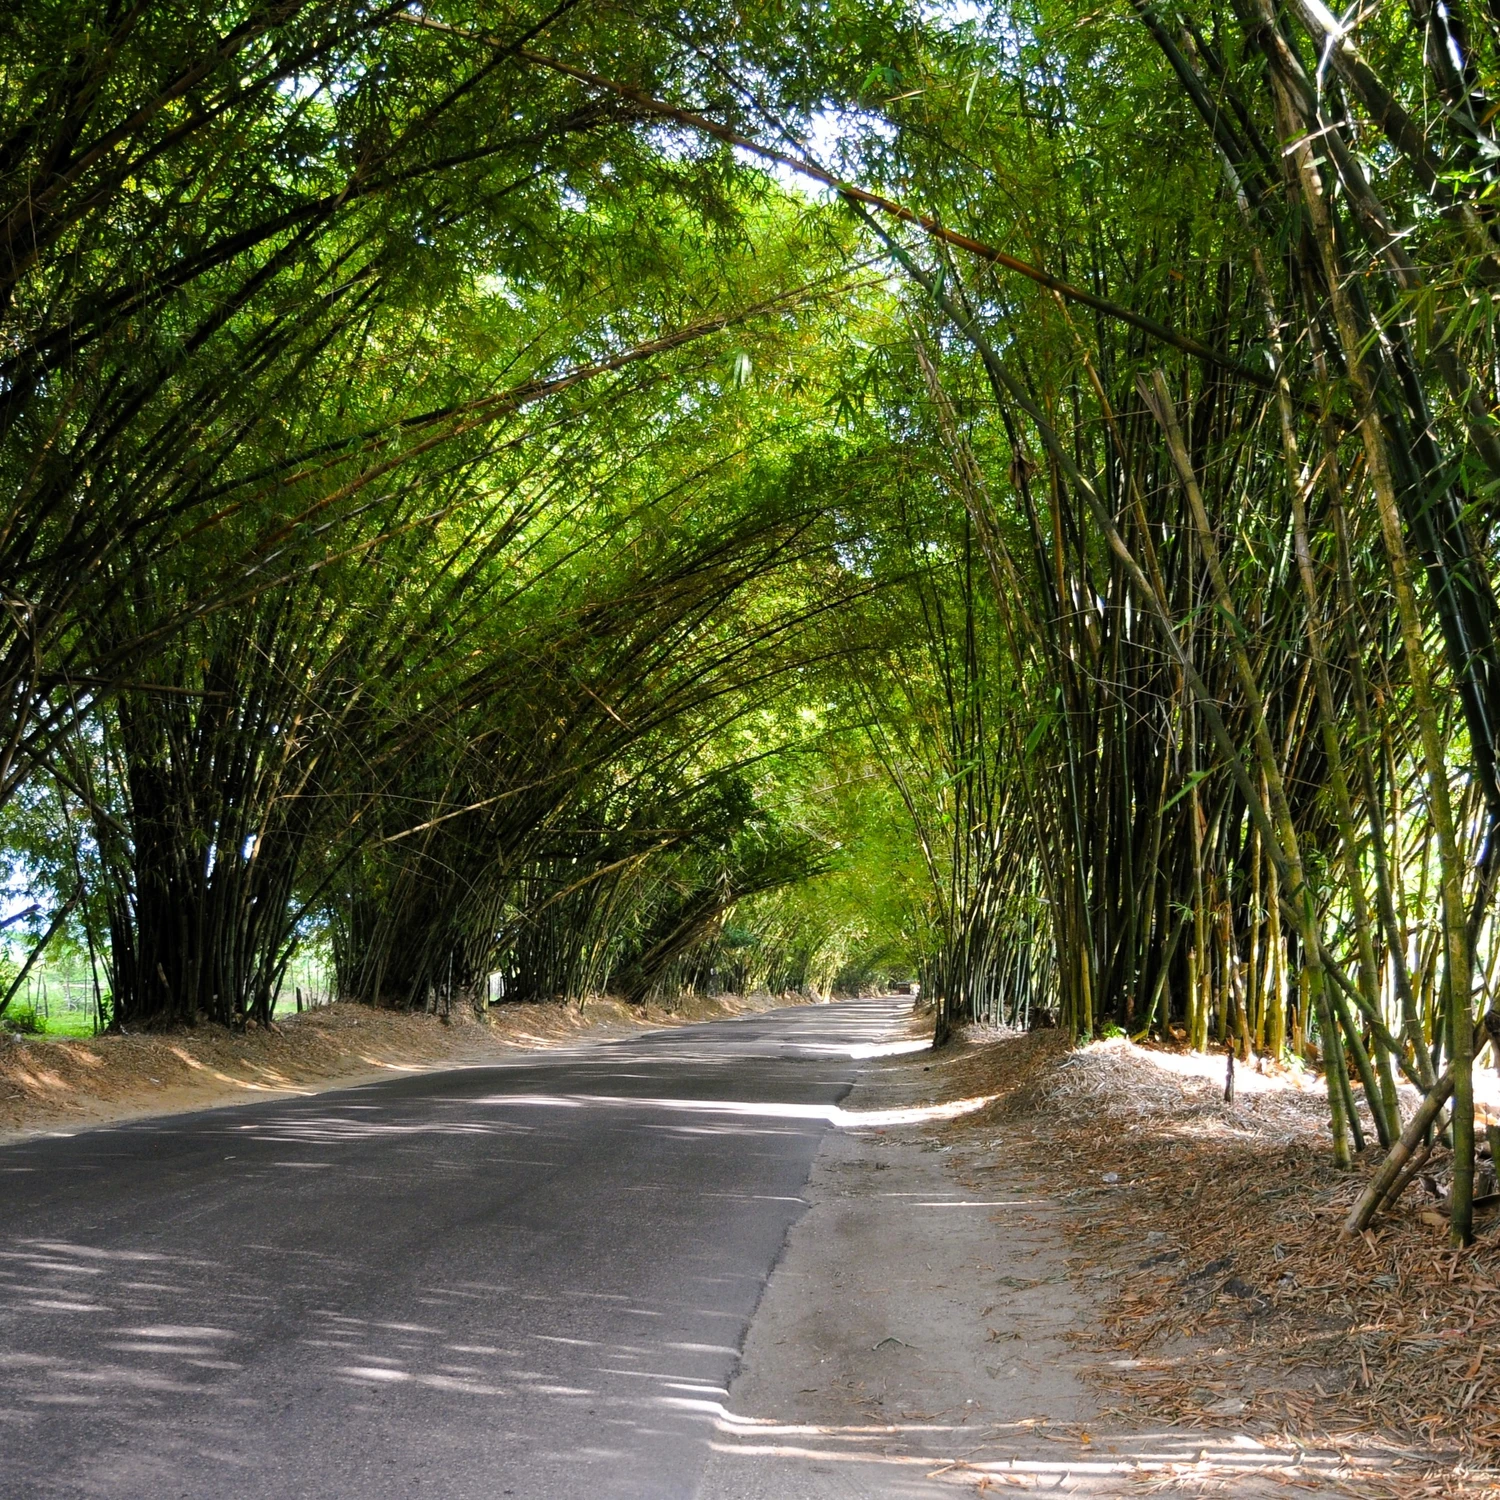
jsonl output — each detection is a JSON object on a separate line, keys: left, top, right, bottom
{"left": 810, "top": 0, "right": 1500, "bottom": 1246}
{"left": 4, "top": 0, "right": 1500, "bottom": 1244}
{"left": 0, "top": 0, "right": 902, "bottom": 1033}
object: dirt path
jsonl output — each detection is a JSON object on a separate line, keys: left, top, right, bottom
{"left": 0, "top": 993, "right": 786, "bottom": 1142}
{"left": 699, "top": 1029, "right": 1491, "bottom": 1497}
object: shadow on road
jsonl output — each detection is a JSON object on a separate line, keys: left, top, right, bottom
{"left": 0, "top": 997, "right": 917, "bottom": 1499}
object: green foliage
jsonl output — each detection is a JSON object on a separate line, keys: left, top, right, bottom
{"left": 4, "top": 0, "right": 1496, "bottom": 1243}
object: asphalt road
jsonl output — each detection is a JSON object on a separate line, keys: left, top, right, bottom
{"left": 0, "top": 996, "right": 913, "bottom": 1499}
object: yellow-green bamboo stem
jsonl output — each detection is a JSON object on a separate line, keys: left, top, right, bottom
{"left": 1283, "top": 94, "right": 1476, "bottom": 1238}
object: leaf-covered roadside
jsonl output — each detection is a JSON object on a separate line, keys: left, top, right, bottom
{"left": 933, "top": 1030, "right": 1500, "bottom": 1481}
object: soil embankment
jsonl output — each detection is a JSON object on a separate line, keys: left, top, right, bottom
{"left": 0, "top": 993, "right": 787, "bottom": 1141}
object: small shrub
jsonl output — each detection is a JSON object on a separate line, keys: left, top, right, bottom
{"left": 5, "top": 1005, "right": 44, "bottom": 1035}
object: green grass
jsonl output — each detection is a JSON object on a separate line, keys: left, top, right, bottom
{"left": 4, "top": 1005, "right": 100, "bottom": 1037}
{"left": 35, "top": 1010, "right": 101, "bottom": 1037}
{"left": 5, "top": 964, "right": 330, "bottom": 1032}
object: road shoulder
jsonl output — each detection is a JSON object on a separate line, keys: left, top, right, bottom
{"left": 700, "top": 1030, "right": 1455, "bottom": 1497}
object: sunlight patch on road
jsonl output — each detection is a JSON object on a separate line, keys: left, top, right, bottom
{"left": 469, "top": 1092, "right": 996, "bottom": 1128}
{"left": 793, "top": 1039, "right": 932, "bottom": 1059}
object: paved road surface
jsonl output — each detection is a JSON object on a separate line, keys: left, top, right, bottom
{"left": 0, "top": 997, "right": 912, "bottom": 1499}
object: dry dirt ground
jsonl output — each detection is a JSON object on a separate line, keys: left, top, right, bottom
{"left": 0, "top": 992, "right": 785, "bottom": 1142}
{"left": 701, "top": 1019, "right": 1500, "bottom": 1498}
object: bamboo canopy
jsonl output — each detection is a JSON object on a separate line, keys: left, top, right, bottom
{"left": 1, "top": 0, "right": 1498, "bottom": 1247}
